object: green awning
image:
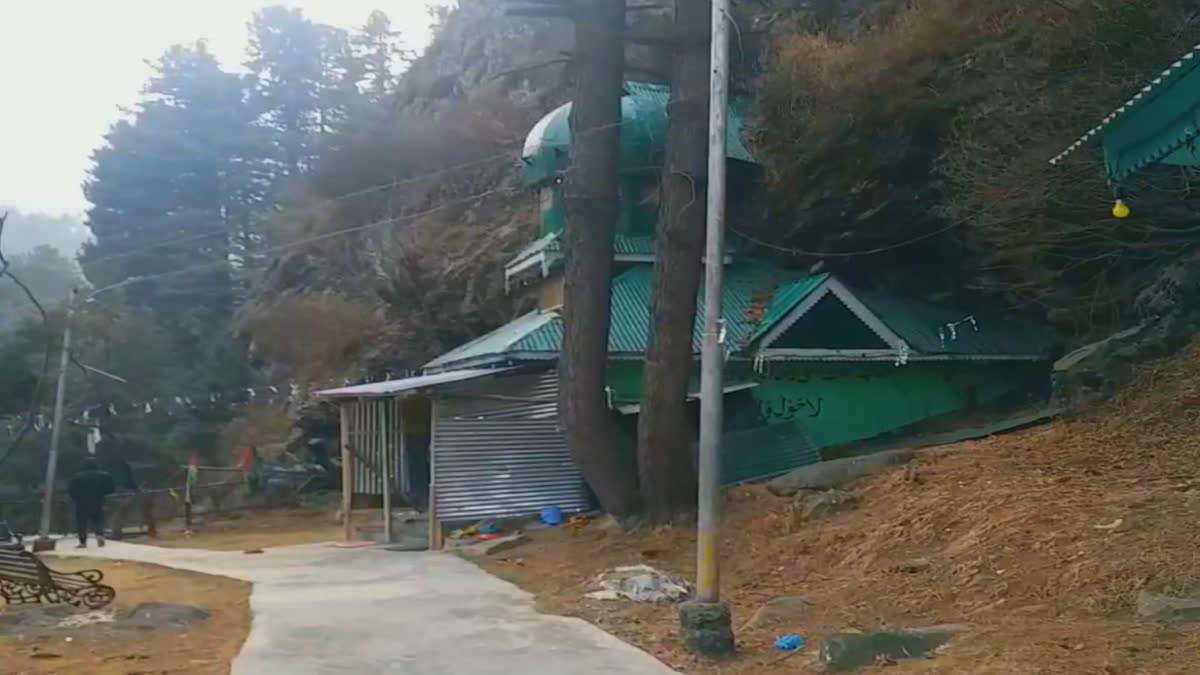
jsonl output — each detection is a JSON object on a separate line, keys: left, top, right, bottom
{"left": 1051, "top": 42, "right": 1200, "bottom": 183}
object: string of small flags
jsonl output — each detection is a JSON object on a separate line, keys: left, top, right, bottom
{"left": 0, "top": 370, "right": 414, "bottom": 437}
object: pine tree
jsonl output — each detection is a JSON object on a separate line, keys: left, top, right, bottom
{"left": 354, "top": 10, "right": 402, "bottom": 101}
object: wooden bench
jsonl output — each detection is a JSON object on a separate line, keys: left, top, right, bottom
{"left": 0, "top": 550, "right": 115, "bottom": 609}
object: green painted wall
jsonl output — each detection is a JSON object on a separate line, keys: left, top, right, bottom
{"left": 738, "top": 361, "right": 1039, "bottom": 449}
{"left": 540, "top": 179, "right": 658, "bottom": 238}
{"left": 609, "top": 359, "right": 1042, "bottom": 448}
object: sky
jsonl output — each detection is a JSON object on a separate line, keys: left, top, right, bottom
{"left": 0, "top": 1, "right": 450, "bottom": 218}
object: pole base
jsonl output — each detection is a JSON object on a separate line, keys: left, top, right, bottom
{"left": 680, "top": 600, "right": 735, "bottom": 657}
{"left": 32, "top": 536, "right": 57, "bottom": 553}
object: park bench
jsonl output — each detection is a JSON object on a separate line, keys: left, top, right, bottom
{"left": 0, "top": 549, "right": 115, "bottom": 609}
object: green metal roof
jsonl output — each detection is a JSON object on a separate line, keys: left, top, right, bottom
{"left": 750, "top": 275, "right": 830, "bottom": 343}
{"left": 521, "top": 81, "right": 756, "bottom": 184}
{"left": 1050, "top": 42, "right": 1200, "bottom": 182}
{"left": 509, "top": 261, "right": 806, "bottom": 356}
{"left": 854, "top": 291, "right": 1052, "bottom": 358}
{"left": 424, "top": 310, "right": 558, "bottom": 370}
{"left": 428, "top": 264, "right": 1051, "bottom": 372}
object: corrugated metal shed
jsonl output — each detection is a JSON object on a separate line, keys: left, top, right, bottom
{"left": 314, "top": 368, "right": 515, "bottom": 399}
{"left": 432, "top": 370, "right": 589, "bottom": 521}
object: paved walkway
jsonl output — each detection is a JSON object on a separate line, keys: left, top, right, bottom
{"left": 50, "top": 541, "right": 674, "bottom": 674}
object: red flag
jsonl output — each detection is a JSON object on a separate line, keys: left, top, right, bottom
{"left": 238, "top": 447, "right": 257, "bottom": 473}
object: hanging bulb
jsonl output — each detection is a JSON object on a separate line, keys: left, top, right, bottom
{"left": 1112, "top": 199, "right": 1131, "bottom": 219}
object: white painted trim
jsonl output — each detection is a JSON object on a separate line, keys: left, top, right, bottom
{"left": 756, "top": 277, "right": 904, "bottom": 352}
{"left": 759, "top": 349, "right": 1043, "bottom": 362}
{"left": 756, "top": 281, "right": 833, "bottom": 348}
{"left": 825, "top": 278, "right": 906, "bottom": 348}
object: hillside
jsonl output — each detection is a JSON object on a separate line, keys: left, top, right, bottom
{"left": 479, "top": 339, "right": 1200, "bottom": 673}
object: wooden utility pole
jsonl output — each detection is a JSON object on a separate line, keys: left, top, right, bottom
{"left": 679, "top": 0, "right": 734, "bottom": 656}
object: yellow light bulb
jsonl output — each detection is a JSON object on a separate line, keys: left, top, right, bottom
{"left": 1112, "top": 199, "right": 1131, "bottom": 219}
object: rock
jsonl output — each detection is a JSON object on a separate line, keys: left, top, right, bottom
{"left": 679, "top": 601, "right": 735, "bottom": 657}
{"left": 742, "top": 595, "right": 810, "bottom": 630}
{"left": 585, "top": 564, "right": 690, "bottom": 603}
{"left": 1055, "top": 250, "right": 1200, "bottom": 406}
{"left": 768, "top": 450, "right": 913, "bottom": 497}
{"left": 116, "top": 603, "right": 211, "bottom": 630}
{"left": 457, "top": 533, "right": 529, "bottom": 558}
{"left": 788, "top": 490, "right": 857, "bottom": 530}
{"left": 891, "top": 558, "right": 932, "bottom": 574}
{"left": 1136, "top": 590, "right": 1200, "bottom": 623}
{"left": 799, "top": 489, "right": 858, "bottom": 520}
{"left": 820, "top": 625, "right": 963, "bottom": 671}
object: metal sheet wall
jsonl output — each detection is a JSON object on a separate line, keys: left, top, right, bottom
{"left": 343, "top": 398, "right": 404, "bottom": 497}
{"left": 432, "top": 370, "right": 589, "bottom": 521}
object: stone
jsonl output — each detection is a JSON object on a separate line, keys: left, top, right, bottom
{"left": 820, "top": 626, "right": 962, "bottom": 671}
{"left": 456, "top": 533, "right": 529, "bottom": 558}
{"left": 768, "top": 450, "right": 914, "bottom": 497}
{"left": 890, "top": 558, "right": 932, "bottom": 574}
{"left": 116, "top": 603, "right": 211, "bottom": 630}
{"left": 1055, "top": 250, "right": 1200, "bottom": 406}
{"left": 742, "top": 595, "right": 810, "bottom": 630}
{"left": 1136, "top": 590, "right": 1200, "bottom": 623}
{"left": 796, "top": 489, "right": 858, "bottom": 521}
{"left": 679, "top": 601, "right": 735, "bottom": 657}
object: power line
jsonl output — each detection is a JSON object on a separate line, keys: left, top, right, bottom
{"left": 80, "top": 116, "right": 628, "bottom": 270}
{"left": 88, "top": 183, "right": 512, "bottom": 297}
{"left": 727, "top": 221, "right": 965, "bottom": 258}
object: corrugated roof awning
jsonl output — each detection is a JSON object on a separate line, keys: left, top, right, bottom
{"left": 1050, "top": 42, "right": 1200, "bottom": 182}
{"left": 314, "top": 367, "right": 517, "bottom": 400}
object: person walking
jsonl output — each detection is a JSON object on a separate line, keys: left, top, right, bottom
{"left": 68, "top": 458, "right": 115, "bottom": 548}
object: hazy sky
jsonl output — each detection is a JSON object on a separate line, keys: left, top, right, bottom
{"left": 0, "top": 1, "right": 450, "bottom": 218}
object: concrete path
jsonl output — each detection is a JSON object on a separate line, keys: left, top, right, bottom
{"left": 50, "top": 541, "right": 675, "bottom": 674}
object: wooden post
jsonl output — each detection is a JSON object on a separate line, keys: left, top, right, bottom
{"left": 429, "top": 399, "right": 442, "bottom": 550}
{"left": 380, "top": 399, "right": 392, "bottom": 544}
{"left": 340, "top": 402, "right": 353, "bottom": 542}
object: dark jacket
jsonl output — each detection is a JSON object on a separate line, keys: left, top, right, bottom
{"left": 68, "top": 469, "right": 116, "bottom": 509}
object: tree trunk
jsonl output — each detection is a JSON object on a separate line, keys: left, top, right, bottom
{"left": 636, "top": 0, "right": 711, "bottom": 515}
{"left": 559, "top": 0, "right": 640, "bottom": 518}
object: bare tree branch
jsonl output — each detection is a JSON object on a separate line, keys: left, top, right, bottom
{"left": 0, "top": 211, "right": 54, "bottom": 468}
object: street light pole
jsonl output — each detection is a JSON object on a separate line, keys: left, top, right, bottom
{"left": 680, "top": 0, "right": 735, "bottom": 657}
{"left": 36, "top": 289, "right": 78, "bottom": 548}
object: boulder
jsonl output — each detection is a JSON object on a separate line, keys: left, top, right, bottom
{"left": 1055, "top": 250, "right": 1200, "bottom": 405}
{"left": 1136, "top": 590, "right": 1200, "bottom": 624}
{"left": 768, "top": 450, "right": 914, "bottom": 497}
{"left": 820, "top": 625, "right": 963, "bottom": 671}
{"left": 742, "top": 595, "right": 810, "bottom": 630}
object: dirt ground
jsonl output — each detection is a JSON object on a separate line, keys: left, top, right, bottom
{"left": 476, "top": 342, "right": 1200, "bottom": 674}
{"left": 149, "top": 508, "right": 343, "bottom": 551}
{"left": 0, "top": 557, "right": 250, "bottom": 675}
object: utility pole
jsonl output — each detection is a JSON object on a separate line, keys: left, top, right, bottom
{"left": 679, "top": 0, "right": 734, "bottom": 657}
{"left": 35, "top": 289, "right": 78, "bottom": 550}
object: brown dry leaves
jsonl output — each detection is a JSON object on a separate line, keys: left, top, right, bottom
{"left": 478, "top": 340, "right": 1200, "bottom": 673}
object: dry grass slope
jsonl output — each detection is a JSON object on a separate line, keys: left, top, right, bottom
{"left": 481, "top": 339, "right": 1200, "bottom": 673}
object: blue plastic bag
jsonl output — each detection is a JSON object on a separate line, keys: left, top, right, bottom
{"left": 540, "top": 505, "right": 564, "bottom": 526}
{"left": 775, "top": 634, "right": 805, "bottom": 652}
